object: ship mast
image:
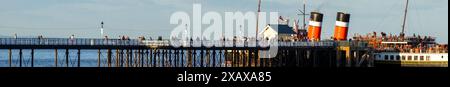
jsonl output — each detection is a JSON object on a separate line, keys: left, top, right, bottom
{"left": 299, "top": 0, "right": 308, "bottom": 30}
{"left": 295, "top": 0, "right": 309, "bottom": 40}
{"left": 256, "top": 0, "right": 262, "bottom": 40}
{"left": 400, "top": 0, "right": 409, "bottom": 38}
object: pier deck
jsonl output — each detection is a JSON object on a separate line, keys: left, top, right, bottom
{"left": 0, "top": 38, "right": 372, "bottom": 67}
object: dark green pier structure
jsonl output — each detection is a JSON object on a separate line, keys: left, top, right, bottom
{"left": 0, "top": 38, "right": 373, "bottom": 67}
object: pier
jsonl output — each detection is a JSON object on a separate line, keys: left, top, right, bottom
{"left": 0, "top": 38, "right": 374, "bottom": 67}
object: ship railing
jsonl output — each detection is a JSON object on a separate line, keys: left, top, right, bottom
{"left": 385, "top": 48, "right": 449, "bottom": 54}
{"left": 422, "top": 49, "right": 448, "bottom": 53}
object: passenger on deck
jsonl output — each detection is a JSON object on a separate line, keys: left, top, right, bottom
{"left": 70, "top": 35, "right": 74, "bottom": 39}
{"left": 104, "top": 36, "right": 109, "bottom": 45}
{"left": 125, "top": 36, "right": 130, "bottom": 40}
{"left": 69, "top": 34, "right": 75, "bottom": 45}
{"left": 38, "top": 35, "right": 44, "bottom": 45}
{"left": 14, "top": 33, "right": 17, "bottom": 39}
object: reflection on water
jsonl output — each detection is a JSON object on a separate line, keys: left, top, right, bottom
{"left": 0, "top": 49, "right": 226, "bottom": 67}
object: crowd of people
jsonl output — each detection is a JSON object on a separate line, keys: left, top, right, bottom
{"left": 6, "top": 32, "right": 447, "bottom": 53}
{"left": 351, "top": 32, "right": 447, "bottom": 53}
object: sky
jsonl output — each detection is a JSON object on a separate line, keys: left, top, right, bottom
{"left": 0, "top": 0, "right": 448, "bottom": 43}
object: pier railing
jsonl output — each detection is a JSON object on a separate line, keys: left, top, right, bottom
{"left": 0, "top": 38, "right": 337, "bottom": 47}
{"left": 141, "top": 40, "right": 336, "bottom": 47}
{"left": 0, "top": 38, "right": 141, "bottom": 46}
{"left": 336, "top": 41, "right": 370, "bottom": 48}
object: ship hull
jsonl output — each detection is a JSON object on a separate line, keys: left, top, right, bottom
{"left": 375, "top": 61, "right": 448, "bottom": 67}
{"left": 374, "top": 52, "right": 448, "bottom": 67}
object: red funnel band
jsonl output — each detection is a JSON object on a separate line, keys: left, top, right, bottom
{"left": 308, "top": 26, "right": 322, "bottom": 41}
{"left": 334, "top": 26, "right": 348, "bottom": 41}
